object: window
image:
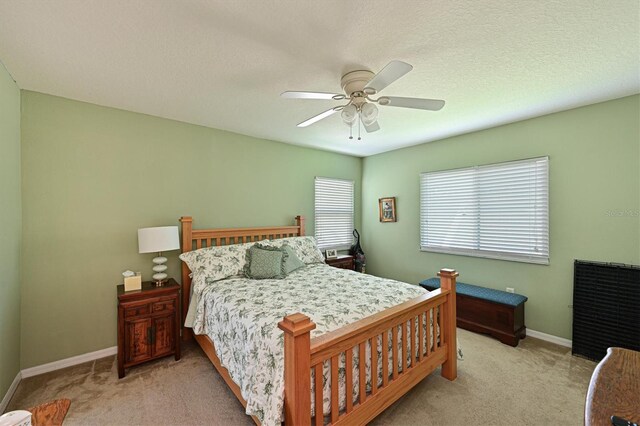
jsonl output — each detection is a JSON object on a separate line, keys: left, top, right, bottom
{"left": 420, "top": 157, "right": 549, "bottom": 264}
{"left": 315, "top": 177, "right": 354, "bottom": 250}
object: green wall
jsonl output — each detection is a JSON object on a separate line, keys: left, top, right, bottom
{"left": 362, "top": 95, "right": 640, "bottom": 340}
{"left": 20, "top": 91, "right": 362, "bottom": 368}
{"left": 14, "top": 89, "right": 640, "bottom": 368}
{"left": 0, "top": 63, "right": 21, "bottom": 398}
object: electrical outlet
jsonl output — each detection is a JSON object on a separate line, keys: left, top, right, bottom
{"left": 506, "top": 287, "right": 515, "bottom": 293}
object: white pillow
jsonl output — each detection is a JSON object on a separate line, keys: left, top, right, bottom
{"left": 270, "top": 236, "right": 325, "bottom": 264}
{"left": 179, "top": 242, "right": 255, "bottom": 282}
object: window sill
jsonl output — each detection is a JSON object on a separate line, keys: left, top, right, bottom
{"left": 420, "top": 247, "right": 549, "bottom": 265}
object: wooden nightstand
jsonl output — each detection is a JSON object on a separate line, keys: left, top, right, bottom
{"left": 326, "top": 255, "right": 355, "bottom": 270}
{"left": 117, "top": 278, "right": 181, "bottom": 378}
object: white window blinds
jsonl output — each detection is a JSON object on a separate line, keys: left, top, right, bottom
{"left": 420, "top": 157, "right": 549, "bottom": 264}
{"left": 315, "top": 177, "right": 355, "bottom": 250}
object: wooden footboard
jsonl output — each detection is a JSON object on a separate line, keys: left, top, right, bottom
{"left": 278, "top": 269, "right": 458, "bottom": 426}
{"left": 179, "top": 216, "right": 457, "bottom": 426}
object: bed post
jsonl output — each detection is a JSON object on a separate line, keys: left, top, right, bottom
{"left": 278, "top": 313, "right": 316, "bottom": 426}
{"left": 296, "top": 215, "right": 305, "bottom": 236}
{"left": 179, "top": 216, "right": 193, "bottom": 341}
{"left": 438, "top": 268, "right": 458, "bottom": 381}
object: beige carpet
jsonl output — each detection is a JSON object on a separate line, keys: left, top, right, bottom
{"left": 7, "top": 329, "right": 596, "bottom": 425}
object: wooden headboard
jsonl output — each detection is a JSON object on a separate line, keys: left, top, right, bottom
{"left": 178, "top": 215, "right": 305, "bottom": 340}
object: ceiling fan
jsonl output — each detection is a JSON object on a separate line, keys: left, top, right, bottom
{"left": 281, "top": 60, "right": 445, "bottom": 140}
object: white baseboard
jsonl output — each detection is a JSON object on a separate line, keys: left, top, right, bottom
{"left": 1, "top": 371, "right": 22, "bottom": 414}
{"left": 527, "top": 328, "right": 572, "bottom": 348}
{"left": 21, "top": 346, "right": 117, "bottom": 379}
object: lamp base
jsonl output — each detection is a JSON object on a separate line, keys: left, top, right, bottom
{"left": 152, "top": 253, "right": 168, "bottom": 286}
{"left": 152, "top": 272, "right": 168, "bottom": 285}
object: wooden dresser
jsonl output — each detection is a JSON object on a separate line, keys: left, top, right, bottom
{"left": 585, "top": 347, "right": 640, "bottom": 426}
{"left": 117, "top": 279, "right": 181, "bottom": 378}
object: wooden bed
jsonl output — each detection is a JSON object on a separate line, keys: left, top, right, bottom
{"left": 179, "top": 215, "right": 458, "bottom": 426}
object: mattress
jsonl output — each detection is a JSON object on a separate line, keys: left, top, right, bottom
{"left": 189, "top": 263, "right": 433, "bottom": 425}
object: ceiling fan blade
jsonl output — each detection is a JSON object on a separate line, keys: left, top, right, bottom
{"left": 281, "top": 91, "right": 344, "bottom": 100}
{"left": 297, "top": 108, "right": 339, "bottom": 127}
{"left": 363, "top": 60, "right": 413, "bottom": 94}
{"left": 380, "top": 96, "right": 445, "bottom": 111}
{"left": 363, "top": 120, "right": 380, "bottom": 133}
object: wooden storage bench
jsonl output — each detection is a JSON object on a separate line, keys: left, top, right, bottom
{"left": 420, "top": 278, "right": 527, "bottom": 347}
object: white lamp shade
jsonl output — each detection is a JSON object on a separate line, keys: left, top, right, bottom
{"left": 138, "top": 226, "right": 180, "bottom": 254}
{"left": 341, "top": 104, "right": 358, "bottom": 125}
{"left": 360, "top": 103, "right": 378, "bottom": 125}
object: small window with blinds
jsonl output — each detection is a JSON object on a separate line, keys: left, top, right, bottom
{"left": 420, "top": 157, "right": 549, "bottom": 264}
{"left": 315, "top": 177, "right": 355, "bottom": 250}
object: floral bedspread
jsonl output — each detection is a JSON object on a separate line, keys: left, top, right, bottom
{"left": 191, "top": 264, "right": 431, "bottom": 425}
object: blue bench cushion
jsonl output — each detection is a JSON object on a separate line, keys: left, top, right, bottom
{"left": 419, "top": 278, "right": 528, "bottom": 307}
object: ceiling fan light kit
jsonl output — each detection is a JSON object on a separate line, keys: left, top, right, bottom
{"left": 341, "top": 104, "right": 358, "bottom": 125}
{"left": 281, "top": 60, "right": 446, "bottom": 141}
{"left": 360, "top": 103, "right": 378, "bottom": 126}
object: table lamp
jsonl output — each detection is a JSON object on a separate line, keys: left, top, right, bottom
{"left": 138, "top": 226, "right": 180, "bottom": 286}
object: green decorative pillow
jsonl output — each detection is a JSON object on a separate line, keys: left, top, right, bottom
{"left": 244, "top": 243, "right": 288, "bottom": 279}
{"left": 282, "top": 244, "right": 305, "bottom": 275}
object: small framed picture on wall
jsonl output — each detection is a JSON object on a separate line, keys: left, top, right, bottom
{"left": 379, "top": 197, "right": 397, "bottom": 222}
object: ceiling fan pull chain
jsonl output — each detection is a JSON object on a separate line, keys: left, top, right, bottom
{"left": 349, "top": 122, "right": 353, "bottom": 140}
{"left": 358, "top": 113, "right": 362, "bottom": 141}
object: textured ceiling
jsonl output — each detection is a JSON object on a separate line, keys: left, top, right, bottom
{"left": 0, "top": 0, "right": 638, "bottom": 156}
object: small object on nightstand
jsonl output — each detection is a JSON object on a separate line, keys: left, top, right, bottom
{"left": 326, "top": 254, "right": 356, "bottom": 271}
{"left": 122, "top": 270, "right": 142, "bottom": 292}
{"left": 325, "top": 249, "right": 338, "bottom": 259}
{"left": 117, "top": 278, "right": 181, "bottom": 378}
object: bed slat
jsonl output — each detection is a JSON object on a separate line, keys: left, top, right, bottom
{"left": 401, "top": 323, "right": 407, "bottom": 373}
{"left": 426, "top": 309, "right": 432, "bottom": 356}
{"left": 418, "top": 312, "right": 424, "bottom": 361}
{"left": 410, "top": 317, "right": 416, "bottom": 368}
{"left": 382, "top": 331, "right": 389, "bottom": 387}
{"left": 345, "top": 348, "right": 353, "bottom": 413}
{"left": 344, "top": 348, "right": 353, "bottom": 413}
{"left": 314, "top": 364, "right": 323, "bottom": 426}
{"left": 392, "top": 326, "right": 399, "bottom": 380}
{"left": 330, "top": 355, "right": 339, "bottom": 424}
{"left": 436, "top": 305, "right": 441, "bottom": 349}
{"left": 358, "top": 343, "right": 366, "bottom": 404}
{"left": 371, "top": 336, "right": 378, "bottom": 395}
